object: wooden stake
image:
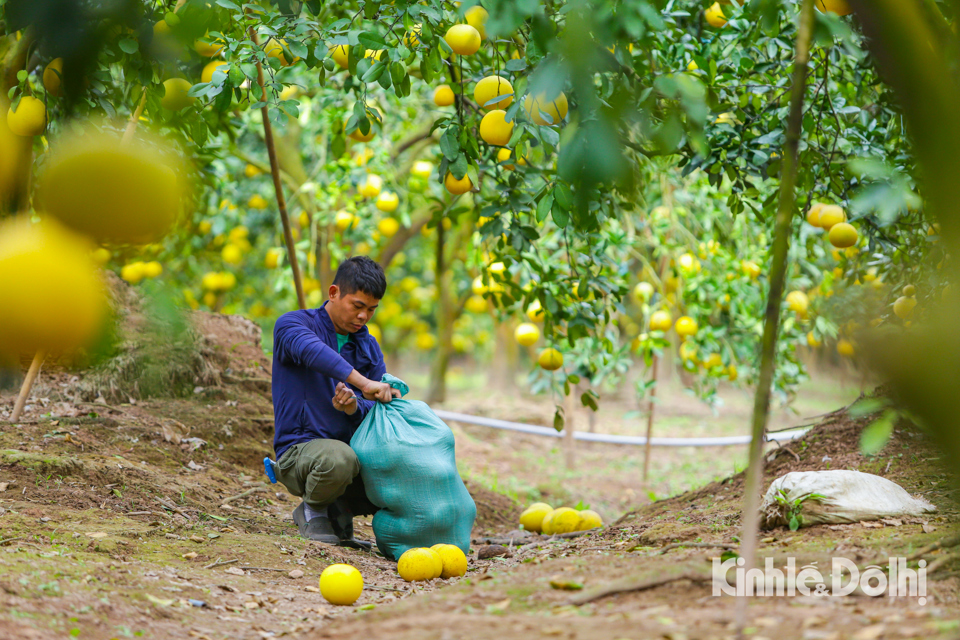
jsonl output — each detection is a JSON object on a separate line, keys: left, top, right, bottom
{"left": 10, "top": 351, "right": 43, "bottom": 422}
{"left": 246, "top": 21, "right": 306, "bottom": 310}
{"left": 642, "top": 355, "right": 659, "bottom": 483}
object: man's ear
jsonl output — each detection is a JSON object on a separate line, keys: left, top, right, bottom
{"left": 328, "top": 284, "right": 339, "bottom": 300}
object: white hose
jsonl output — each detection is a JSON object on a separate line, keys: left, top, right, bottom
{"left": 433, "top": 409, "right": 810, "bottom": 447}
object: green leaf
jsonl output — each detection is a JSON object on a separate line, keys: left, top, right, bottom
{"left": 358, "top": 31, "right": 387, "bottom": 49}
{"left": 536, "top": 193, "right": 554, "bottom": 223}
{"left": 788, "top": 515, "right": 800, "bottom": 531}
{"left": 553, "top": 409, "right": 564, "bottom": 432}
{"left": 440, "top": 130, "right": 460, "bottom": 161}
{"left": 860, "top": 409, "right": 895, "bottom": 456}
{"left": 119, "top": 38, "right": 139, "bottom": 54}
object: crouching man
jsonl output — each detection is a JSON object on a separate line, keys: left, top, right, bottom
{"left": 270, "top": 256, "right": 399, "bottom": 548}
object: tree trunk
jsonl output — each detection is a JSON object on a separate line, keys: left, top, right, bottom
{"left": 427, "top": 223, "right": 452, "bottom": 403}
{"left": 736, "top": 0, "right": 815, "bottom": 632}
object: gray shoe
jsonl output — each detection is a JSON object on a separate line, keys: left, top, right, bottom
{"left": 328, "top": 498, "right": 373, "bottom": 551}
{"left": 292, "top": 502, "right": 339, "bottom": 544}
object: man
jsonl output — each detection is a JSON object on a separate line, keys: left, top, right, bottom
{"left": 269, "top": 256, "right": 399, "bottom": 548}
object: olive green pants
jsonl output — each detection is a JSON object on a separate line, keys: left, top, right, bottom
{"left": 275, "top": 439, "right": 377, "bottom": 515}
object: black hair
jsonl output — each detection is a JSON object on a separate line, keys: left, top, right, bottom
{"left": 333, "top": 256, "right": 387, "bottom": 299}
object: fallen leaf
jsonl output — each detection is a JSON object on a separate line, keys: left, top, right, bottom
{"left": 288, "top": 569, "right": 304, "bottom": 579}
{"left": 304, "top": 586, "right": 320, "bottom": 593}
{"left": 146, "top": 594, "right": 175, "bottom": 607}
{"left": 187, "top": 460, "right": 204, "bottom": 471}
{"left": 852, "top": 624, "right": 886, "bottom": 640}
{"left": 549, "top": 577, "right": 583, "bottom": 591}
{"left": 862, "top": 522, "right": 884, "bottom": 529}
{"left": 0, "top": 482, "right": 9, "bottom": 492}
{"left": 217, "top": 584, "right": 238, "bottom": 592}
{"left": 208, "top": 533, "right": 220, "bottom": 539}
{"left": 922, "top": 523, "right": 936, "bottom": 534}
{"left": 358, "top": 604, "right": 375, "bottom": 611}
{"left": 487, "top": 598, "right": 511, "bottom": 611}
{"left": 189, "top": 535, "right": 205, "bottom": 544}
{"left": 85, "top": 532, "right": 108, "bottom": 539}
{"left": 182, "top": 552, "right": 198, "bottom": 560}
{"left": 224, "top": 567, "right": 245, "bottom": 576}
{"left": 243, "top": 601, "right": 259, "bottom": 609}
{"left": 881, "top": 518, "right": 903, "bottom": 527}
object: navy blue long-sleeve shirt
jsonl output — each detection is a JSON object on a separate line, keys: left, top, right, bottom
{"left": 271, "top": 303, "right": 386, "bottom": 460}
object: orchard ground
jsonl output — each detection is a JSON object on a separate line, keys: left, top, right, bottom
{"left": 0, "top": 312, "right": 956, "bottom": 640}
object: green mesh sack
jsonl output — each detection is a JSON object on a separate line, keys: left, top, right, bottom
{"left": 350, "top": 374, "right": 476, "bottom": 560}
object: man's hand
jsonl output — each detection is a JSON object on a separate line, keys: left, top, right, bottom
{"left": 360, "top": 379, "right": 401, "bottom": 403}
{"left": 332, "top": 382, "right": 358, "bottom": 415}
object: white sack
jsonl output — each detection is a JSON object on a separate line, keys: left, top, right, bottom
{"left": 760, "top": 469, "right": 936, "bottom": 530}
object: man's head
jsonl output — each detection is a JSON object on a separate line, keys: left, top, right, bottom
{"left": 326, "top": 256, "right": 386, "bottom": 334}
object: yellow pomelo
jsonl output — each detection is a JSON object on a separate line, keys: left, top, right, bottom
{"left": 378, "top": 217, "right": 400, "bottom": 238}
{"left": 540, "top": 509, "right": 557, "bottom": 535}
{"left": 466, "top": 295, "right": 488, "bottom": 314}
{"left": 806, "top": 202, "right": 825, "bottom": 227}
{"left": 704, "top": 353, "right": 723, "bottom": 369}
{"left": 265, "top": 248, "right": 282, "bottom": 269}
{"left": 902, "top": 284, "right": 916, "bottom": 297}
{"left": 807, "top": 331, "right": 821, "bottom": 348}
{"left": 248, "top": 194, "right": 269, "bottom": 209}
{"left": 893, "top": 296, "right": 917, "bottom": 319}
{"left": 36, "top": 130, "right": 186, "bottom": 244}
{"left": 526, "top": 299, "right": 545, "bottom": 322}
{"left": 523, "top": 92, "right": 568, "bottom": 126}
{"left": 6, "top": 97, "right": 46, "bottom": 137}
{"left": 244, "top": 163, "right": 261, "bottom": 178}
{"left": 376, "top": 191, "right": 399, "bottom": 213}
{"left": 577, "top": 510, "right": 603, "bottom": 531}
{"left": 828, "top": 222, "right": 858, "bottom": 248}
{"left": 330, "top": 44, "right": 349, "bottom": 69}
{"left": 818, "top": 205, "right": 846, "bottom": 230}
{"left": 411, "top": 161, "right": 432, "bottom": 178}
{"left": 444, "top": 24, "right": 482, "bottom": 55}
{"left": 431, "top": 544, "right": 468, "bottom": 579}
{"left": 194, "top": 34, "right": 224, "bottom": 57}
{"left": 675, "top": 316, "right": 698, "bottom": 337}
{"left": 837, "top": 338, "right": 855, "bottom": 357}
{"left": 161, "top": 78, "right": 195, "bottom": 111}
{"left": 474, "top": 75, "right": 514, "bottom": 110}
{"left": 264, "top": 38, "right": 298, "bottom": 66}
{"left": 221, "top": 244, "right": 243, "bottom": 265}
{"left": 43, "top": 58, "right": 63, "bottom": 97}
{"left": 649, "top": 310, "right": 672, "bottom": 332}
{"left": 686, "top": 60, "right": 699, "bottom": 71}
{"left": 727, "top": 364, "right": 739, "bottom": 381}
{"left": 336, "top": 210, "right": 358, "bottom": 232}
{"left": 550, "top": 507, "right": 583, "bottom": 534}
{"left": 359, "top": 174, "right": 383, "bottom": 198}
{"left": 319, "top": 564, "right": 363, "bottom": 606}
{"left": 445, "top": 172, "right": 472, "bottom": 195}
{"left": 633, "top": 282, "right": 654, "bottom": 302}
{"left": 786, "top": 290, "right": 809, "bottom": 314}
{"left": 815, "top": 0, "right": 852, "bottom": 15}
{"left": 714, "top": 112, "right": 736, "bottom": 125}
{"left": 519, "top": 503, "right": 553, "bottom": 533}
{"left": 398, "top": 548, "right": 442, "bottom": 582}
{"left": 201, "top": 60, "right": 228, "bottom": 84}
{"left": 514, "top": 322, "right": 540, "bottom": 346}
{"left": 349, "top": 124, "right": 376, "bottom": 142}
{"left": 479, "top": 109, "right": 514, "bottom": 146}
{"left": 121, "top": 261, "right": 146, "bottom": 284}
{"left": 705, "top": 2, "right": 728, "bottom": 27}
{"left": 742, "top": 261, "right": 761, "bottom": 279}
{"left": 367, "top": 323, "right": 382, "bottom": 342}
{"left": 465, "top": 6, "right": 489, "bottom": 39}
{"left": 538, "top": 347, "right": 563, "bottom": 371}
{"left": 433, "top": 84, "right": 455, "bottom": 107}
{"left": 496, "top": 147, "right": 526, "bottom": 170}
{"left": 143, "top": 261, "right": 163, "bottom": 278}
{"left": 0, "top": 217, "right": 107, "bottom": 357}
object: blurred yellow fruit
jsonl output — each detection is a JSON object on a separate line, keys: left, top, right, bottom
{"left": 359, "top": 174, "right": 383, "bottom": 198}
{"left": 726, "top": 364, "right": 738, "bottom": 381}
{"left": 143, "top": 261, "right": 163, "bottom": 278}
{"left": 433, "top": 84, "right": 455, "bottom": 107}
{"left": 837, "top": 338, "right": 855, "bottom": 357}
{"left": 36, "top": 130, "right": 185, "bottom": 244}
{"left": 466, "top": 295, "right": 488, "bottom": 314}
{"left": 222, "top": 244, "right": 243, "bottom": 265}
{"left": 515, "top": 322, "right": 540, "bottom": 346}
{"left": 248, "top": 194, "right": 269, "bottom": 210}
{"left": 633, "top": 282, "right": 654, "bottom": 302}
{"left": 92, "top": 247, "right": 111, "bottom": 265}
{"left": 194, "top": 34, "right": 224, "bottom": 57}
{"left": 319, "top": 564, "right": 363, "bottom": 606}
{"left": 203, "top": 291, "right": 217, "bottom": 307}
{"left": 675, "top": 316, "right": 698, "bottom": 337}
{"left": 330, "top": 44, "right": 349, "bottom": 69}
{"left": 538, "top": 347, "right": 563, "bottom": 371}
{"left": 376, "top": 191, "right": 399, "bottom": 213}
{"left": 807, "top": 331, "right": 821, "bottom": 348}
{"left": 519, "top": 503, "right": 553, "bottom": 533}
{"left": 415, "top": 332, "right": 437, "bottom": 350}
{"left": 704, "top": 353, "right": 723, "bottom": 369}
{"left": 430, "top": 544, "right": 467, "bottom": 579}
{"left": 680, "top": 341, "right": 699, "bottom": 364}
{"left": 902, "top": 284, "right": 915, "bottom": 297}
{"left": 550, "top": 507, "right": 583, "bottom": 534}
{"left": 398, "top": 548, "right": 442, "bottom": 582}
{"left": 815, "top": 0, "right": 852, "bottom": 15}
{"left": 649, "top": 310, "right": 672, "bottom": 332}
{"left": 541, "top": 509, "right": 557, "bottom": 535}
{"left": 678, "top": 253, "right": 700, "bottom": 275}
{"left": 411, "top": 161, "right": 432, "bottom": 178}
{"left": 714, "top": 112, "right": 736, "bottom": 125}
{"left": 265, "top": 248, "right": 282, "bottom": 269}
{"left": 705, "top": 2, "right": 727, "bottom": 27}
{"left": 806, "top": 202, "right": 825, "bottom": 227}
{"left": 43, "top": 58, "right": 63, "bottom": 97}
{"left": 349, "top": 125, "right": 376, "bottom": 142}
{"left": 444, "top": 24, "right": 482, "bottom": 55}
{"left": 0, "top": 217, "right": 107, "bottom": 357}
{"left": 201, "top": 60, "right": 228, "bottom": 84}
{"left": 786, "top": 290, "right": 809, "bottom": 315}
{"left": 404, "top": 24, "right": 422, "bottom": 47}
{"left": 893, "top": 296, "right": 917, "bottom": 319}
{"left": 465, "top": 6, "right": 489, "bottom": 39}
{"left": 828, "top": 222, "right": 858, "bottom": 248}
{"left": 6, "top": 96, "right": 46, "bottom": 136}
{"left": 264, "top": 38, "right": 298, "bottom": 66}
{"left": 336, "top": 210, "right": 358, "bottom": 232}
{"left": 741, "top": 261, "right": 761, "bottom": 279}
{"left": 121, "top": 261, "right": 146, "bottom": 284}
{"left": 818, "top": 205, "right": 846, "bottom": 230}
{"left": 577, "top": 509, "right": 603, "bottom": 530}
{"left": 474, "top": 75, "right": 513, "bottom": 110}
{"left": 161, "top": 78, "right": 195, "bottom": 111}
{"left": 523, "top": 92, "right": 568, "bottom": 126}
{"left": 366, "top": 323, "right": 382, "bottom": 342}
{"left": 445, "top": 172, "right": 472, "bottom": 195}
{"left": 244, "top": 163, "right": 262, "bottom": 178}
{"left": 686, "top": 60, "right": 699, "bottom": 71}
{"left": 378, "top": 217, "right": 400, "bottom": 238}
{"left": 496, "top": 147, "right": 526, "bottom": 170}
{"left": 526, "top": 299, "right": 545, "bottom": 322}
{"left": 479, "top": 109, "right": 514, "bottom": 146}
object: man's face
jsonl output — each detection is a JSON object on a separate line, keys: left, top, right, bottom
{"left": 327, "top": 285, "right": 379, "bottom": 333}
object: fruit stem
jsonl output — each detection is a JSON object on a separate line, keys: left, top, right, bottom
{"left": 246, "top": 17, "right": 306, "bottom": 310}
{"left": 736, "top": 0, "right": 815, "bottom": 634}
